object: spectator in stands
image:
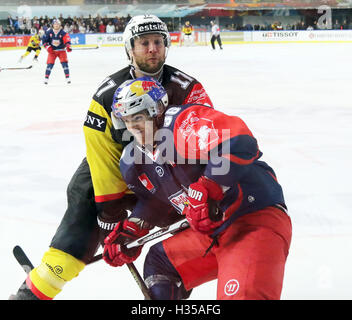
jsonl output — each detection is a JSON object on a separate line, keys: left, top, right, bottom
{"left": 91, "top": 19, "right": 98, "bottom": 32}
{"left": 99, "top": 20, "right": 106, "bottom": 33}
{"left": 296, "top": 21, "right": 307, "bottom": 30}
{"left": 64, "top": 15, "right": 74, "bottom": 26}
{"left": 33, "top": 18, "right": 40, "bottom": 31}
{"left": 30, "top": 26, "right": 37, "bottom": 34}
{"left": 341, "top": 19, "right": 348, "bottom": 30}
{"left": 7, "top": 15, "right": 15, "bottom": 28}
{"left": 72, "top": 23, "right": 79, "bottom": 34}
{"left": 4, "top": 25, "right": 15, "bottom": 35}
{"left": 79, "top": 22, "right": 87, "bottom": 33}
{"left": 276, "top": 22, "right": 283, "bottom": 30}
{"left": 333, "top": 19, "right": 340, "bottom": 30}
{"left": 38, "top": 26, "right": 45, "bottom": 39}
{"left": 64, "top": 23, "right": 72, "bottom": 33}
{"left": 106, "top": 21, "right": 116, "bottom": 33}
{"left": 112, "top": 16, "right": 119, "bottom": 25}
{"left": 243, "top": 23, "right": 253, "bottom": 31}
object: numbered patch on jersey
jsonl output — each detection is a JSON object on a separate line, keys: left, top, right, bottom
{"left": 84, "top": 111, "right": 107, "bottom": 132}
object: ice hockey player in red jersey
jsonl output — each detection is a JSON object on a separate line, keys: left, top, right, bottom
{"left": 42, "top": 19, "right": 72, "bottom": 84}
{"left": 103, "top": 77, "right": 292, "bottom": 300}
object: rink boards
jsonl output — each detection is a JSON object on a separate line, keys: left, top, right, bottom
{"left": 2, "top": 29, "right": 352, "bottom": 51}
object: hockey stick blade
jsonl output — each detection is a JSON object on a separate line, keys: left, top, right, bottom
{"left": 13, "top": 245, "right": 34, "bottom": 274}
{"left": 0, "top": 65, "right": 32, "bottom": 71}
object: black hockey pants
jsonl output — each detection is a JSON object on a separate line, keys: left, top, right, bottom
{"left": 50, "top": 158, "right": 100, "bottom": 263}
{"left": 211, "top": 35, "right": 222, "bottom": 49}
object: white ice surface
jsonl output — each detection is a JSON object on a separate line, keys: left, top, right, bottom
{"left": 1, "top": 43, "right": 351, "bottom": 300}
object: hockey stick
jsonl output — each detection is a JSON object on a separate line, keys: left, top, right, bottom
{"left": 72, "top": 46, "right": 99, "bottom": 50}
{"left": 13, "top": 218, "right": 189, "bottom": 300}
{"left": 13, "top": 245, "right": 34, "bottom": 274}
{"left": 13, "top": 219, "right": 189, "bottom": 268}
{"left": 0, "top": 65, "right": 32, "bottom": 71}
{"left": 88, "top": 218, "right": 190, "bottom": 264}
{"left": 12, "top": 218, "right": 188, "bottom": 270}
{"left": 126, "top": 262, "right": 151, "bottom": 300}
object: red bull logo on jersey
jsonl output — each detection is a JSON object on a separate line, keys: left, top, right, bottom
{"left": 178, "top": 111, "right": 219, "bottom": 152}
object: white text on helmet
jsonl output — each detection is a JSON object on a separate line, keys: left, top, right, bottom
{"left": 131, "top": 22, "right": 167, "bottom": 37}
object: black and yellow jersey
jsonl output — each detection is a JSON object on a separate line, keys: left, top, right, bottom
{"left": 182, "top": 24, "right": 193, "bottom": 35}
{"left": 28, "top": 35, "right": 41, "bottom": 49}
{"left": 83, "top": 64, "right": 213, "bottom": 204}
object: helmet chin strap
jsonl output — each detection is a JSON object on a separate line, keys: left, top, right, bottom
{"left": 135, "top": 64, "right": 164, "bottom": 77}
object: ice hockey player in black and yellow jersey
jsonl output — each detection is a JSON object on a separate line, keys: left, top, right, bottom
{"left": 182, "top": 21, "right": 193, "bottom": 36}
{"left": 10, "top": 15, "right": 213, "bottom": 300}
{"left": 181, "top": 21, "right": 194, "bottom": 46}
{"left": 19, "top": 34, "right": 41, "bottom": 62}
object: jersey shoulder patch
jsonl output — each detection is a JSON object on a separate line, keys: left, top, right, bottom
{"left": 84, "top": 110, "right": 107, "bottom": 132}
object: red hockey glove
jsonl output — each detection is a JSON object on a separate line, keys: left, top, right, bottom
{"left": 65, "top": 44, "right": 72, "bottom": 52}
{"left": 184, "top": 176, "right": 224, "bottom": 234}
{"left": 46, "top": 46, "right": 54, "bottom": 54}
{"left": 103, "top": 219, "right": 149, "bottom": 267}
{"left": 97, "top": 213, "right": 127, "bottom": 248}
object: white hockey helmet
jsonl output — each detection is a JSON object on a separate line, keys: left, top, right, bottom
{"left": 123, "top": 15, "right": 171, "bottom": 57}
{"left": 111, "top": 77, "right": 168, "bottom": 129}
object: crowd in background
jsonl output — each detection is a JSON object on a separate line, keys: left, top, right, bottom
{"left": 0, "top": 14, "right": 134, "bottom": 36}
{"left": 225, "top": 19, "right": 352, "bottom": 31}
{"left": 0, "top": 0, "right": 187, "bottom": 5}
{"left": 1, "top": 13, "right": 352, "bottom": 36}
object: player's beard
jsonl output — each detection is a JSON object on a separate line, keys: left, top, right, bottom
{"left": 134, "top": 56, "right": 165, "bottom": 75}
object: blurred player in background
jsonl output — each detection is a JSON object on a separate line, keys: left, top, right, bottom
{"left": 42, "top": 19, "right": 72, "bottom": 84}
{"left": 19, "top": 33, "right": 41, "bottom": 63}
{"left": 181, "top": 21, "right": 194, "bottom": 46}
{"left": 10, "top": 14, "right": 213, "bottom": 300}
{"left": 210, "top": 20, "right": 223, "bottom": 50}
